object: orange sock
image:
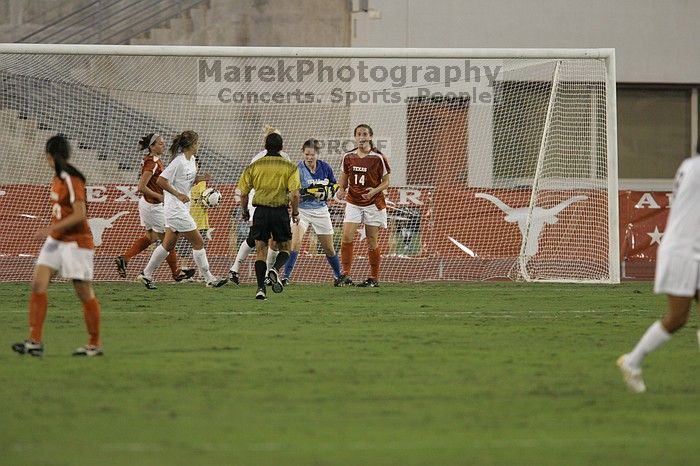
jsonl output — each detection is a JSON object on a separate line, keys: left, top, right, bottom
{"left": 29, "top": 291, "right": 48, "bottom": 342}
{"left": 82, "top": 297, "right": 101, "bottom": 347}
{"left": 123, "top": 235, "right": 152, "bottom": 262}
{"left": 341, "top": 242, "right": 354, "bottom": 275}
{"left": 166, "top": 248, "right": 180, "bottom": 278}
{"left": 368, "top": 248, "right": 381, "bottom": 280}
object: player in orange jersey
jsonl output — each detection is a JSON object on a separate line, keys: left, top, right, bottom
{"left": 336, "top": 124, "right": 391, "bottom": 287}
{"left": 114, "top": 133, "right": 194, "bottom": 282}
{"left": 12, "top": 135, "right": 103, "bottom": 357}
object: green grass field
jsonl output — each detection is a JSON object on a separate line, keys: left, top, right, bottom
{"left": 1, "top": 281, "right": 698, "bottom": 466}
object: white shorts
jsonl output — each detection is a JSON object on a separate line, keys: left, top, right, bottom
{"left": 299, "top": 206, "right": 334, "bottom": 236}
{"left": 165, "top": 210, "right": 198, "bottom": 233}
{"left": 654, "top": 251, "right": 700, "bottom": 297}
{"left": 139, "top": 197, "right": 165, "bottom": 233}
{"left": 36, "top": 236, "right": 94, "bottom": 281}
{"left": 344, "top": 203, "right": 387, "bottom": 228}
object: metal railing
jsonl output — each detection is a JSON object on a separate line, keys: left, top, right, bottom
{"left": 15, "top": 0, "right": 207, "bottom": 44}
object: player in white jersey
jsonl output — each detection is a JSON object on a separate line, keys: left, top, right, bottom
{"left": 228, "top": 126, "right": 290, "bottom": 284}
{"left": 137, "top": 130, "right": 227, "bottom": 289}
{"left": 617, "top": 149, "right": 700, "bottom": 393}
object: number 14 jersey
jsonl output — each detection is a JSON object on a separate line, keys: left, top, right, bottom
{"left": 341, "top": 148, "right": 391, "bottom": 209}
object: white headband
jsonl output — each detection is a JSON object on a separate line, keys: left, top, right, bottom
{"left": 142, "top": 133, "right": 160, "bottom": 151}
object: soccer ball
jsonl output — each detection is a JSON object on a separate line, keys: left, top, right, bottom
{"left": 201, "top": 187, "right": 222, "bottom": 208}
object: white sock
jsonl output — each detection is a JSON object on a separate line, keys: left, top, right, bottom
{"left": 267, "top": 248, "right": 279, "bottom": 271}
{"left": 627, "top": 320, "right": 671, "bottom": 369}
{"left": 143, "top": 245, "right": 169, "bottom": 279}
{"left": 230, "top": 241, "right": 254, "bottom": 273}
{"left": 193, "top": 248, "right": 215, "bottom": 283}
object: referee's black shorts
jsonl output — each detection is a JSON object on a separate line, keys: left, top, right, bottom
{"left": 250, "top": 205, "right": 292, "bottom": 243}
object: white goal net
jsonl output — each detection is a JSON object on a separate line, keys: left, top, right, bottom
{"left": 0, "top": 44, "right": 619, "bottom": 283}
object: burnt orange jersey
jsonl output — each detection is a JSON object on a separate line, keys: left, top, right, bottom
{"left": 341, "top": 148, "right": 391, "bottom": 208}
{"left": 141, "top": 155, "right": 165, "bottom": 204}
{"left": 49, "top": 172, "right": 94, "bottom": 249}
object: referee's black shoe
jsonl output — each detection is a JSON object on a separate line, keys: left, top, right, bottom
{"left": 267, "top": 269, "right": 284, "bottom": 293}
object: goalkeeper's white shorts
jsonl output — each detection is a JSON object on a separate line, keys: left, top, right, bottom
{"left": 138, "top": 197, "right": 165, "bottom": 233}
{"left": 654, "top": 250, "right": 700, "bottom": 297}
{"left": 343, "top": 202, "right": 387, "bottom": 228}
{"left": 298, "top": 205, "right": 334, "bottom": 236}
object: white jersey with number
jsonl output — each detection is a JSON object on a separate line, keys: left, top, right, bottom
{"left": 659, "top": 154, "right": 700, "bottom": 257}
{"left": 654, "top": 154, "right": 700, "bottom": 296}
{"left": 160, "top": 153, "right": 197, "bottom": 220}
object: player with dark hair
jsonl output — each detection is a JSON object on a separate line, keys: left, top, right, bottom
{"left": 228, "top": 126, "right": 290, "bottom": 284}
{"left": 12, "top": 134, "right": 102, "bottom": 357}
{"left": 137, "top": 130, "right": 227, "bottom": 289}
{"left": 336, "top": 124, "right": 391, "bottom": 287}
{"left": 238, "top": 131, "right": 301, "bottom": 299}
{"left": 114, "top": 133, "right": 194, "bottom": 282}
{"left": 617, "top": 147, "right": 700, "bottom": 393}
{"left": 283, "top": 138, "right": 342, "bottom": 285}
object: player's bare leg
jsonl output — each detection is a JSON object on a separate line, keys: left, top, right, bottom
{"left": 618, "top": 295, "right": 691, "bottom": 393}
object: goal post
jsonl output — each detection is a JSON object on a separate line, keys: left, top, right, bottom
{"left": 0, "top": 44, "right": 619, "bottom": 283}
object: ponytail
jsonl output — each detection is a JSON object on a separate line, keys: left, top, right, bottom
{"left": 46, "top": 134, "right": 86, "bottom": 183}
{"left": 170, "top": 130, "right": 199, "bottom": 159}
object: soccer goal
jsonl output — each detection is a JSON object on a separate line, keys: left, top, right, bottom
{"left": 0, "top": 44, "right": 619, "bottom": 283}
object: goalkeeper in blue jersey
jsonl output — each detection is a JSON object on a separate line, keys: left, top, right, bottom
{"left": 283, "top": 139, "right": 343, "bottom": 285}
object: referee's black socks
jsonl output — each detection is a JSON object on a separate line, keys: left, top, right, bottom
{"left": 255, "top": 260, "right": 267, "bottom": 288}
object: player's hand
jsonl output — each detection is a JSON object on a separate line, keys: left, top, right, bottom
{"left": 361, "top": 188, "right": 374, "bottom": 200}
{"left": 34, "top": 226, "right": 50, "bottom": 241}
{"left": 176, "top": 192, "right": 190, "bottom": 203}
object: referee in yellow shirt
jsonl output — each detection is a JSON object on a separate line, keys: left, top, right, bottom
{"left": 238, "top": 132, "right": 301, "bottom": 300}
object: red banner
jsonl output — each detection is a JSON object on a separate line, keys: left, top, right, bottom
{"left": 0, "top": 184, "right": 670, "bottom": 282}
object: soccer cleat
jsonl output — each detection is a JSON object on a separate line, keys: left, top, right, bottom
{"left": 12, "top": 340, "right": 43, "bottom": 357}
{"left": 334, "top": 274, "right": 354, "bottom": 287}
{"left": 255, "top": 287, "right": 267, "bottom": 300}
{"left": 137, "top": 272, "right": 157, "bottom": 290}
{"left": 281, "top": 278, "right": 290, "bottom": 286}
{"left": 616, "top": 354, "right": 646, "bottom": 393}
{"left": 115, "top": 256, "right": 127, "bottom": 278}
{"left": 356, "top": 278, "right": 379, "bottom": 288}
{"left": 229, "top": 270, "right": 240, "bottom": 285}
{"left": 268, "top": 269, "right": 284, "bottom": 294}
{"left": 206, "top": 277, "right": 229, "bottom": 288}
{"left": 174, "top": 268, "right": 196, "bottom": 282}
{"left": 72, "top": 345, "right": 104, "bottom": 357}
{"left": 264, "top": 276, "right": 272, "bottom": 286}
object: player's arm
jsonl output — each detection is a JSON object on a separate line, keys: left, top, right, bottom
{"left": 156, "top": 175, "right": 189, "bottom": 203}
{"left": 195, "top": 173, "right": 211, "bottom": 184}
{"left": 289, "top": 189, "right": 300, "bottom": 224}
{"left": 362, "top": 173, "right": 390, "bottom": 200}
{"left": 137, "top": 170, "right": 163, "bottom": 203}
{"left": 337, "top": 171, "right": 348, "bottom": 200}
{"left": 34, "top": 200, "right": 87, "bottom": 240}
{"left": 240, "top": 190, "right": 250, "bottom": 221}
